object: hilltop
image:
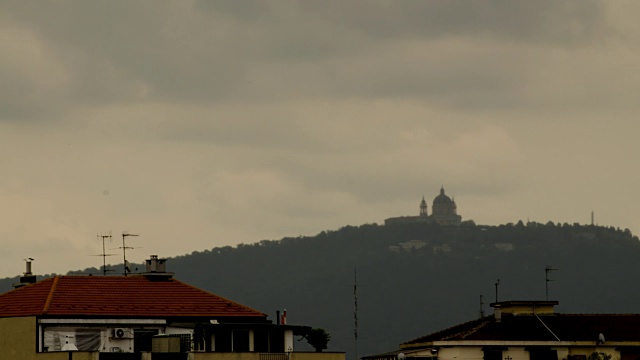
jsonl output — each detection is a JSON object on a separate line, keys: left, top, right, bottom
{"left": 1, "top": 221, "right": 639, "bottom": 360}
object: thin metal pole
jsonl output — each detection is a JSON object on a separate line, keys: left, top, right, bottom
{"left": 354, "top": 267, "right": 358, "bottom": 360}
{"left": 102, "top": 235, "right": 107, "bottom": 276}
{"left": 545, "top": 266, "right": 557, "bottom": 300}
{"left": 121, "top": 232, "right": 139, "bottom": 276}
{"left": 99, "top": 233, "right": 112, "bottom": 276}
{"left": 122, "top": 233, "right": 126, "bottom": 275}
{"left": 102, "top": 234, "right": 107, "bottom": 276}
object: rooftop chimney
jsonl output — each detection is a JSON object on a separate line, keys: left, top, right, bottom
{"left": 13, "top": 258, "right": 37, "bottom": 289}
{"left": 143, "top": 255, "right": 174, "bottom": 280}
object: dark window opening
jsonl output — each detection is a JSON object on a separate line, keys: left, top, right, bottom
{"left": 134, "top": 329, "right": 159, "bottom": 353}
{"left": 269, "top": 331, "right": 284, "bottom": 353}
{"left": 233, "top": 330, "right": 250, "bottom": 352}
{"left": 178, "top": 334, "right": 192, "bottom": 353}
{"left": 529, "top": 348, "right": 558, "bottom": 360}
{"left": 215, "top": 331, "right": 232, "bottom": 352}
{"left": 254, "top": 330, "right": 270, "bottom": 352}
{"left": 484, "top": 350, "right": 502, "bottom": 360}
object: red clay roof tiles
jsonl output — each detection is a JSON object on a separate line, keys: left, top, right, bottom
{"left": 0, "top": 276, "right": 266, "bottom": 319}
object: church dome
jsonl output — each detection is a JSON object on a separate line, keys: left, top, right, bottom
{"left": 433, "top": 187, "right": 453, "bottom": 204}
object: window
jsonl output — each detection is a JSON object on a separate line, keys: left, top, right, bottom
{"left": 254, "top": 330, "right": 270, "bottom": 352}
{"left": 133, "top": 329, "right": 159, "bottom": 353}
{"left": 232, "top": 330, "right": 250, "bottom": 352}
{"left": 215, "top": 331, "right": 232, "bottom": 352}
{"left": 484, "top": 350, "right": 502, "bottom": 360}
{"left": 75, "top": 329, "right": 101, "bottom": 351}
{"left": 529, "top": 348, "right": 558, "bottom": 360}
{"left": 269, "top": 331, "right": 285, "bottom": 353}
{"left": 179, "top": 333, "right": 193, "bottom": 352}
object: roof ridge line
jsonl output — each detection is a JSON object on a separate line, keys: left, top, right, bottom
{"left": 403, "top": 316, "right": 490, "bottom": 345}
{"left": 443, "top": 317, "right": 491, "bottom": 340}
{"left": 172, "top": 278, "right": 265, "bottom": 316}
{"left": 42, "top": 276, "right": 59, "bottom": 314}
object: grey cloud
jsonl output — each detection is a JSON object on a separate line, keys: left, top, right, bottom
{"left": 171, "top": 119, "right": 523, "bottom": 205}
{"left": 194, "top": 0, "right": 272, "bottom": 21}
{"left": 353, "top": 1, "right": 607, "bottom": 45}
{"left": 2, "top": 1, "right": 250, "bottom": 111}
{"left": 0, "top": 0, "right": 625, "bottom": 123}
{"left": 202, "top": 0, "right": 610, "bottom": 45}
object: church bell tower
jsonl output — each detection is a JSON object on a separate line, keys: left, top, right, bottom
{"left": 419, "top": 196, "right": 428, "bottom": 217}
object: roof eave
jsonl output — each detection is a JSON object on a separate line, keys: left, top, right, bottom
{"left": 401, "top": 340, "right": 640, "bottom": 349}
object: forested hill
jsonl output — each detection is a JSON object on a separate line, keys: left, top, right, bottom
{"left": 2, "top": 222, "right": 640, "bottom": 360}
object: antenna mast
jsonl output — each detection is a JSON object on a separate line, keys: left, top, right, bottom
{"left": 494, "top": 279, "right": 500, "bottom": 303}
{"left": 479, "top": 295, "right": 485, "bottom": 318}
{"left": 96, "top": 232, "right": 115, "bottom": 276}
{"left": 121, "top": 232, "right": 139, "bottom": 276}
{"left": 545, "top": 266, "right": 558, "bottom": 300}
{"left": 354, "top": 267, "right": 358, "bottom": 360}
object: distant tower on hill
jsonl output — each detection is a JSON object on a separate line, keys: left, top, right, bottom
{"left": 420, "top": 196, "right": 428, "bottom": 217}
{"left": 385, "top": 186, "right": 463, "bottom": 226}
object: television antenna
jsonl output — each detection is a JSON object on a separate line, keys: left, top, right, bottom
{"left": 479, "top": 294, "right": 485, "bottom": 318}
{"left": 90, "top": 232, "right": 117, "bottom": 276}
{"left": 119, "top": 232, "right": 139, "bottom": 276}
{"left": 545, "top": 266, "right": 558, "bottom": 300}
{"left": 494, "top": 279, "right": 500, "bottom": 302}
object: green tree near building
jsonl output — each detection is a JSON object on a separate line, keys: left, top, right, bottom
{"left": 305, "top": 328, "right": 331, "bottom": 352}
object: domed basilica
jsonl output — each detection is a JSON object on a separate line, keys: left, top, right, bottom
{"left": 385, "top": 187, "right": 462, "bottom": 226}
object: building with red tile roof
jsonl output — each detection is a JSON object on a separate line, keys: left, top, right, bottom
{"left": 0, "top": 256, "right": 344, "bottom": 360}
{"left": 0, "top": 275, "right": 266, "bottom": 319}
{"left": 364, "top": 301, "right": 640, "bottom": 360}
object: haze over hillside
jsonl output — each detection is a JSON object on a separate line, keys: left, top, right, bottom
{"left": 2, "top": 221, "right": 639, "bottom": 360}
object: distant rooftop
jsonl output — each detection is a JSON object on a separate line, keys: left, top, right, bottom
{"left": 400, "top": 301, "right": 640, "bottom": 349}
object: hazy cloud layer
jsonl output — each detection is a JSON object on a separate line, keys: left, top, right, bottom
{"left": 0, "top": 1, "right": 639, "bottom": 276}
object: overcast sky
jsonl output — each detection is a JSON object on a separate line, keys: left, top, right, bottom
{"left": 1, "top": 1, "right": 639, "bottom": 277}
